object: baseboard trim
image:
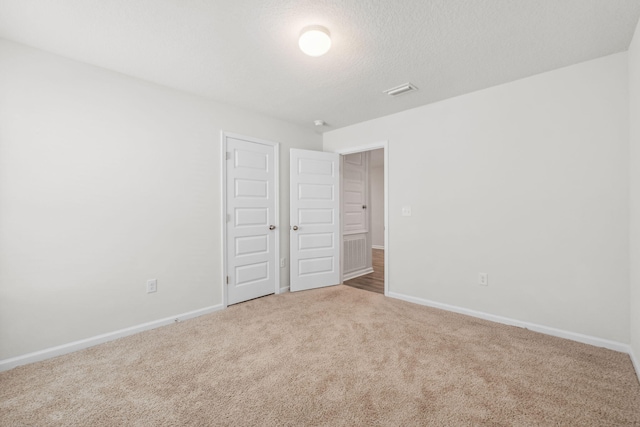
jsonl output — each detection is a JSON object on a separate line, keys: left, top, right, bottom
{"left": 279, "top": 286, "right": 290, "bottom": 293}
{"left": 630, "top": 347, "right": 640, "bottom": 384}
{"left": 372, "top": 245, "right": 385, "bottom": 250}
{"left": 0, "top": 304, "right": 224, "bottom": 372}
{"left": 343, "top": 267, "right": 374, "bottom": 282}
{"left": 387, "top": 291, "right": 631, "bottom": 354}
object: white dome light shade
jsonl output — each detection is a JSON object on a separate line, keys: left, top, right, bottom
{"left": 299, "top": 25, "right": 331, "bottom": 57}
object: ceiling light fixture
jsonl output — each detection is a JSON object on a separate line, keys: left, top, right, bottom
{"left": 299, "top": 25, "right": 331, "bottom": 57}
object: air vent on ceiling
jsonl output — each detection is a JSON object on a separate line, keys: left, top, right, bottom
{"left": 383, "top": 83, "right": 418, "bottom": 97}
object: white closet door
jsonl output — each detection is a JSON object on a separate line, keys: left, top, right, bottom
{"left": 226, "top": 137, "right": 277, "bottom": 305}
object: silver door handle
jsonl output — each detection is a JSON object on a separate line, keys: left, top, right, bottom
{"left": 269, "top": 225, "right": 276, "bottom": 230}
{"left": 292, "top": 225, "right": 299, "bottom": 231}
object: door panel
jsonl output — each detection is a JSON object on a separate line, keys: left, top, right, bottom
{"left": 299, "top": 208, "right": 333, "bottom": 224}
{"left": 290, "top": 149, "right": 340, "bottom": 292}
{"left": 343, "top": 153, "right": 368, "bottom": 234}
{"left": 299, "top": 233, "right": 334, "bottom": 250}
{"left": 226, "top": 137, "right": 277, "bottom": 305}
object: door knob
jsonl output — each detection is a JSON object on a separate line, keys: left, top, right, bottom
{"left": 292, "top": 225, "right": 299, "bottom": 231}
{"left": 269, "top": 225, "right": 276, "bottom": 230}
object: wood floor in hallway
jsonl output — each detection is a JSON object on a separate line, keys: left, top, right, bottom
{"left": 343, "top": 249, "right": 384, "bottom": 294}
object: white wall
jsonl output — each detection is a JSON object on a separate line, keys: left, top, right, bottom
{"left": 325, "top": 53, "right": 630, "bottom": 343}
{"left": 0, "top": 39, "right": 321, "bottom": 360}
{"left": 369, "top": 152, "right": 384, "bottom": 248}
{"left": 630, "top": 19, "right": 640, "bottom": 367}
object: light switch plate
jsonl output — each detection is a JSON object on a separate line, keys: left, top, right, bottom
{"left": 479, "top": 273, "right": 488, "bottom": 286}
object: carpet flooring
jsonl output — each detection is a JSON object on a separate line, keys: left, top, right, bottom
{"left": 1, "top": 285, "right": 639, "bottom": 426}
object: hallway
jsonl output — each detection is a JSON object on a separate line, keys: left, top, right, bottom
{"left": 343, "top": 249, "right": 384, "bottom": 294}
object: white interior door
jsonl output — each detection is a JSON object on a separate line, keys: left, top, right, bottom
{"left": 290, "top": 149, "right": 340, "bottom": 292}
{"left": 343, "top": 152, "right": 368, "bottom": 234}
{"left": 226, "top": 136, "right": 278, "bottom": 305}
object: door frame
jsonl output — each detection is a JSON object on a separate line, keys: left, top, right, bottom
{"left": 330, "top": 141, "right": 389, "bottom": 296}
{"left": 221, "top": 131, "right": 280, "bottom": 308}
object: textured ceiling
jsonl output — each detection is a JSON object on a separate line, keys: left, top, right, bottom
{"left": 1, "top": 1, "right": 639, "bottom": 132}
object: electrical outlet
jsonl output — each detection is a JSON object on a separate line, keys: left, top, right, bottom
{"left": 146, "top": 279, "right": 157, "bottom": 293}
{"left": 280, "top": 258, "right": 286, "bottom": 268}
{"left": 478, "top": 273, "right": 488, "bottom": 286}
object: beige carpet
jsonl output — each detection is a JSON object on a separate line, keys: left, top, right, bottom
{"left": 1, "top": 285, "right": 639, "bottom": 426}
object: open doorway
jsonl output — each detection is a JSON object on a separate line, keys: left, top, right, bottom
{"left": 340, "top": 147, "right": 386, "bottom": 295}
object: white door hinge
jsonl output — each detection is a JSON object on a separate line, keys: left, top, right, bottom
{"left": 226, "top": 152, "right": 231, "bottom": 160}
